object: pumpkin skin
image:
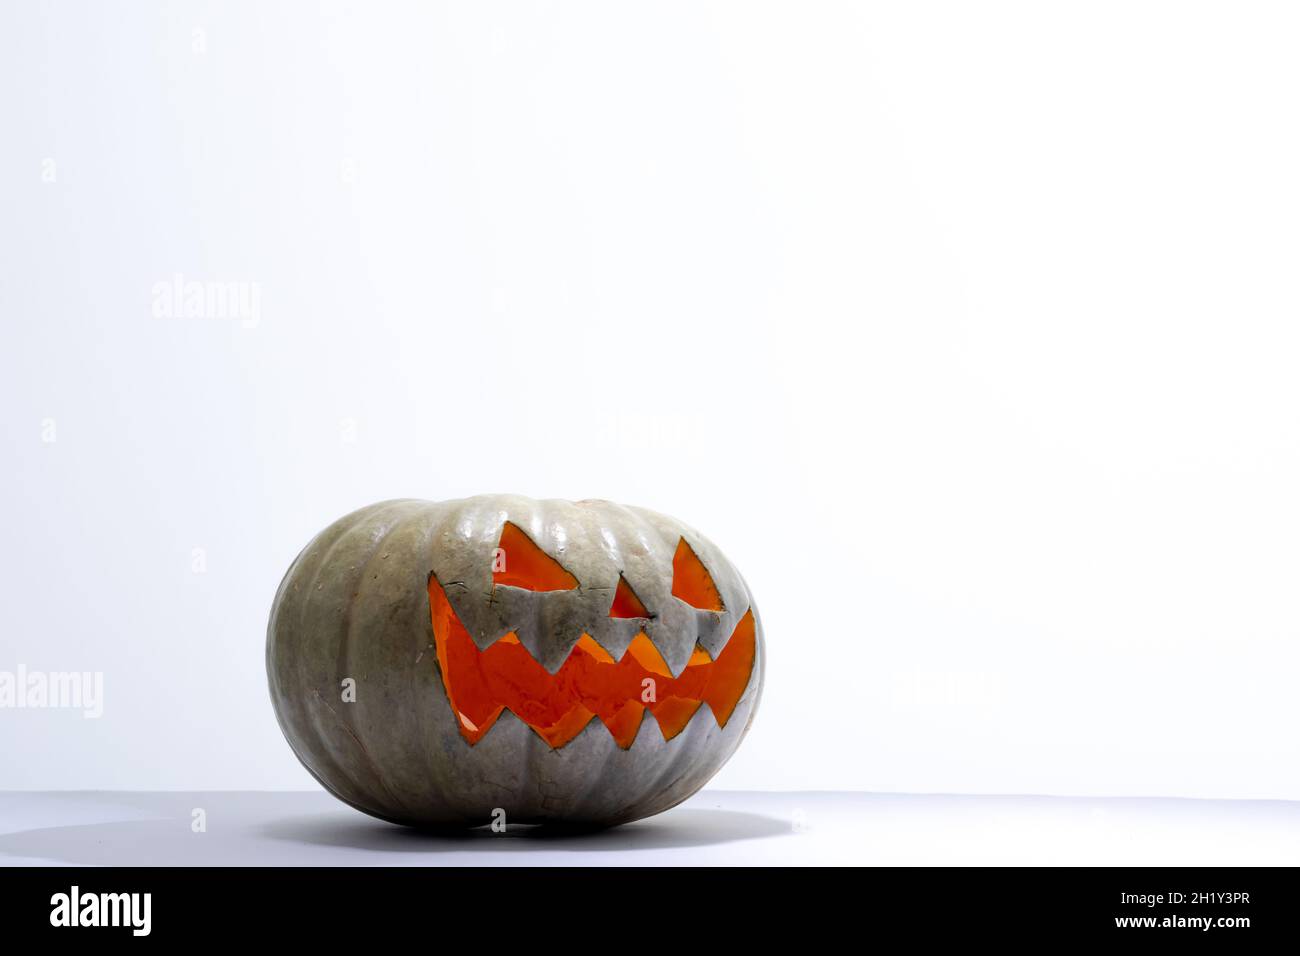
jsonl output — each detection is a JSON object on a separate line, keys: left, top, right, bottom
{"left": 266, "top": 495, "right": 765, "bottom": 828}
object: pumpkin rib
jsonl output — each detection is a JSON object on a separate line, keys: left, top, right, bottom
{"left": 335, "top": 505, "right": 435, "bottom": 819}
{"left": 296, "top": 501, "right": 419, "bottom": 815}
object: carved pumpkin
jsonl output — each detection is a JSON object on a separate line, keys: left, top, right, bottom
{"left": 266, "top": 496, "right": 765, "bottom": 827}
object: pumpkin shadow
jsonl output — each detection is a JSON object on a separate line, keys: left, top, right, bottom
{"left": 0, "top": 799, "right": 790, "bottom": 865}
{"left": 261, "top": 807, "right": 790, "bottom": 854}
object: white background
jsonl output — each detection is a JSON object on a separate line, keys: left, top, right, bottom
{"left": 3, "top": 1, "right": 1299, "bottom": 800}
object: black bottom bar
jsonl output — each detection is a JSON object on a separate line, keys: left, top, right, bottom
{"left": 0, "top": 866, "right": 1288, "bottom": 944}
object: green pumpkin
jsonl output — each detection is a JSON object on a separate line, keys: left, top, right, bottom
{"left": 267, "top": 495, "right": 765, "bottom": 827}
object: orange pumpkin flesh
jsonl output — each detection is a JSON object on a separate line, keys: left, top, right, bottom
{"left": 671, "top": 537, "right": 726, "bottom": 611}
{"left": 608, "top": 573, "right": 651, "bottom": 619}
{"left": 430, "top": 575, "right": 756, "bottom": 749}
{"left": 492, "top": 521, "right": 580, "bottom": 591}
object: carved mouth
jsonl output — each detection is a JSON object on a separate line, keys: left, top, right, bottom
{"left": 428, "top": 576, "right": 756, "bottom": 749}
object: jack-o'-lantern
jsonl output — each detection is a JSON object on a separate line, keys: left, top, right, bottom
{"left": 266, "top": 496, "right": 764, "bottom": 827}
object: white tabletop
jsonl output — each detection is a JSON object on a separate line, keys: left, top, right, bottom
{"left": 2, "top": 790, "right": 1297, "bottom": 866}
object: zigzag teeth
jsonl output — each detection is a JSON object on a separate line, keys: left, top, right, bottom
{"left": 430, "top": 575, "right": 755, "bottom": 749}
{"left": 503, "top": 629, "right": 694, "bottom": 677}
{"left": 468, "top": 699, "right": 715, "bottom": 750}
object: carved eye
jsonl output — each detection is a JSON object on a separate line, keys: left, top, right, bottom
{"left": 608, "top": 573, "right": 650, "bottom": 619}
{"left": 671, "top": 537, "right": 724, "bottom": 611}
{"left": 492, "top": 521, "right": 579, "bottom": 592}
